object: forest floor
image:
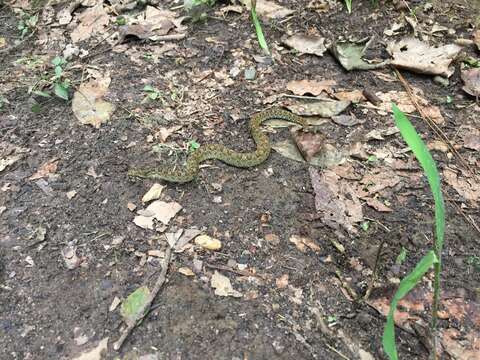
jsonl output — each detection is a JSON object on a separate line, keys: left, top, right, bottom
{"left": 0, "top": 0, "right": 479, "bottom": 359}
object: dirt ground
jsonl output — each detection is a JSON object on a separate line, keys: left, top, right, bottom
{"left": 1, "top": 0, "right": 479, "bottom": 359}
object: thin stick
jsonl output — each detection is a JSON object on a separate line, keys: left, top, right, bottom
{"left": 113, "top": 246, "right": 172, "bottom": 350}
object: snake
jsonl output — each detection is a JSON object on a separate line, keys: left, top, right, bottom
{"left": 128, "top": 108, "right": 307, "bottom": 183}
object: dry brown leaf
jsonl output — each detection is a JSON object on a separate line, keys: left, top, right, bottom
{"left": 289, "top": 234, "right": 321, "bottom": 253}
{"left": 365, "top": 198, "right": 393, "bottom": 212}
{"left": 387, "top": 38, "right": 462, "bottom": 77}
{"left": 72, "top": 75, "right": 115, "bottom": 128}
{"left": 461, "top": 68, "right": 480, "bottom": 97}
{"left": 292, "top": 130, "right": 325, "bottom": 161}
{"left": 462, "top": 128, "right": 480, "bottom": 151}
{"left": 240, "top": 0, "right": 294, "bottom": 19}
{"left": 474, "top": 30, "right": 480, "bottom": 51}
{"left": 443, "top": 169, "right": 480, "bottom": 202}
{"left": 194, "top": 234, "right": 222, "bottom": 250}
{"left": 276, "top": 274, "right": 289, "bottom": 289}
{"left": 334, "top": 90, "right": 366, "bottom": 103}
{"left": 309, "top": 168, "right": 363, "bottom": 234}
{"left": 283, "top": 34, "right": 327, "bottom": 56}
{"left": 142, "top": 183, "right": 165, "bottom": 203}
{"left": 71, "top": 4, "right": 109, "bottom": 43}
{"left": 287, "top": 99, "right": 350, "bottom": 117}
{"left": 211, "top": 271, "right": 242, "bottom": 297}
{"left": 286, "top": 79, "right": 335, "bottom": 96}
{"left": 29, "top": 159, "right": 58, "bottom": 180}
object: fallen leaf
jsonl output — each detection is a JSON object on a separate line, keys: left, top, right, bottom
{"left": 137, "top": 200, "right": 182, "bottom": 225}
{"left": 211, "top": 271, "right": 242, "bottom": 297}
{"left": 142, "top": 183, "right": 165, "bottom": 203}
{"left": 292, "top": 130, "right": 325, "bottom": 161}
{"left": 62, "top": 246, "right": 81, "bottom": 270}
{"left": 71, "top": 4, "right": 109, "bottom": 43}
{"left": 387, "top": 38, "right": 462, "bottom": 77}
{"left": 309, "top": 168, "right": 363, "bottom": 234}
{"left": 240, "top": 0, "right": 294, "bottom": 19}
{"left": 72, "top": 337, "right": 109, "bottom": 360}
{"left": 334, "top": 90, "right": 366, "bottom": 103}
{"left": 121, "top": 286, "right": 150, "bottom": 326}
{"left": 289, "top": 234, "right": 321, "bottom": 253}
{"left": 287, "top": 99, "right": 350, "bottom": 117}
{"left": 178, "top": 267, "right": 195, "bottom": 276}
{"left": 443, "top": 169, "right": 480, "bottom": 203}
{"left": 286, "top": 79, "right": 335, "bottom": 96}
{"left": 72, "top": 75, "right": 116, "bottom": 128}
{"left": 276, "top": 274, "right": 289, "bottom": 289}
{"left": 329, "top": 39, "right": 389, "bottom": 71}
{"left": 461, "top": 68, "right": 480, "bottom": 97}
{"left": 462, "top": 128, "right": 480, "bottom": 151}
{"left": 283, "top": 34, "right": 327, "bottom": 56}
{"left": 331, "top": 114, "right": 363, "bottom": 126}
{"left": 194, "top": 234, "right": 222, "bottom": 251}
{"left": 360, "top": 169, "right": 401, "bottom": 196}
{"left": 29, "top": 159, "right": 58, "bottom": 180}
{"left": 365, "top": 198, "right": 393, "bottom": 212}
{"left": 474, "top": 30, "right": 480, "bottom": 51}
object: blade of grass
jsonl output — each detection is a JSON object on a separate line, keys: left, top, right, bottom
{"left": 383, "top": 103, "right": 446, "bottom": 360}
{"left": 250, "top": 0, "right": 270, "bottom": 55}
{"left": 383, "top": 250, "right": 438, "bottom": 360}
{"left": 344, "top": 0, "right": 352, "bottom": 13}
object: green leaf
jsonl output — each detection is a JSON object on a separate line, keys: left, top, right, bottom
{"left": 395, "top": 247, "right": 408, "bottom": 265}
{"left": 383, "top": 251, "right": 438, "bottom": 360}
{"left": 52, "top": 56, "right": 65, "bottom": 67}
{"left": 33, "top": 90, "right": 51, "bottom": 98}
{"left": 143, "top": 84, "right": 155, "bottom": 92}
{"left": 54, "top": 65, "right": 63, "bottom": 78}
{"left": 250, "top": 1, "right": 270, "bottom": 55}
{"left": 188, "top": 140, "right": 200, "bottom": 152}
{"left": 31, "top": 103, "right": 42, "bottom": 113}
{"left": 344, "top": 0, "right": 352, "bottom": 13}
{"left": 391, "top": 103, "right": 445, "bottom": 255}
{"left": 120, "top": 286, "right": 150, "bottom": 326}
{"left": 54, "top": 83, "right": 69, "bottom": 100}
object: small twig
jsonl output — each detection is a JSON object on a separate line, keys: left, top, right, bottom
{"left": 364, "top": 239, "right": 386, "bottom": 301}
{"left": 325, "top": 344, "right": 351, "bottom": 360}
{"left": 113, "top": 245, "right": 173, "bottom": 351}
{"left": 205, "top": 262, "right": 264, "bottom": 279}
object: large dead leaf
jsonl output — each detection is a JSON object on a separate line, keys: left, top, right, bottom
{"left": 240, "top": 0, "right": 294, "bottom": 19}
{"left": 287, "top": 100, "right": 350, "bottom": 117}
{"left": 443, "top": 169, "right": 480, "bottom": 203}
{"left": 29, "top": 158, "right": 59, "bottom": 180}
{"left": 329, "top": 39, "right": 388, "bottom": 71}
{"left": 309, "top": 167, "right": 363, "bottom": 234}
{"left": 283, "top": 34, "right": 327, "bottom": 56}
{"left": 375, "top": 89, "right": 444, "bottom": 125}
{"left": 211, "top": 271, "right": 242, "bottom": 297}
{"left": 387, "top": 38, "right": 462, "bottom": 77}
{"left": 72, "top": 75, "right": 115, "bottom": 128}
{"left": 286, "top": 79, "right": 335, "bottom": 96}
{"left": 70, "top": 4, "right": 109, "bottom": 43}
{"left": 134, "top": 200, "right": 182, "bottom": 230}
{"left": 461, "top": 68, "right": 480, "bottom": 97}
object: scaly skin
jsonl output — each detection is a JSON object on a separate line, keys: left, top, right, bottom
{"left": 128, "top": 108, "right": 307, "bottom": 183}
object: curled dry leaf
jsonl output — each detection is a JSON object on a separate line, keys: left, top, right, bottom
{"left": 289, "top": 234, "right": 321, "bottom": 253}
{"left": 286, "top": 79, "right": 336, "bottom": 96}
{"left": 287, "top": 100, "right": 350, "bottom": 117}
{"left": 194, "top": 234, "right": 222, "bottom": 251}
{"left": 461, "top": 68, "right": 480, "bottom": 97}
{"left": 142, "top": 183, "right": 165, "bottom": 203}
{"left": 211, "top": 271, "right": 242, "bottom": 297}
{"left": 329, "top": 39, "right": 389, "bottom": 71}
{"left": 72, "top": 75, "right": 116, "bottom": 128}
{"left": 29, "top": 159, "right": 58, "bottom": 180}
{"left": 283, "top": 34, "right": 327, "bottom": 56}
{"left": 240, "top": 0, "right": 294, "bottom": 19}
{"left": 387, "top": 38, "right": 462, "bottom": 77}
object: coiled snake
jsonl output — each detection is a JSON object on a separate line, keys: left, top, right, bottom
{"left": 128, "top": 108, "right": 307, "bottom": 183}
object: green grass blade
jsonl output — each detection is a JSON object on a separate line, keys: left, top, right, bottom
{"left": 344, "top": 0, "right": 352, "bottom": 13}
{"left": 383, "top": 250, "right": 438, "bottom": 359}
{"left": 250, "top": 0, "right": 270, "bottom": 55}
{"left": 391, "top": 103, "right": 445, "bottom": 253}
{"left": 382, "top": 103, "right": 446, "bottom": 359}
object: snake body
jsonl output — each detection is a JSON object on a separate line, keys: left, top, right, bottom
{"left": 128, "top": 108, "right": 307, "bottom": 183}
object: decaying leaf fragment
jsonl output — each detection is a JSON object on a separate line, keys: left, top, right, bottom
{"left": 387, "top": 38, "right": 461, "bottom": 77}
{"left": 72, "top": 74, "right": 116, "bottom": 128}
